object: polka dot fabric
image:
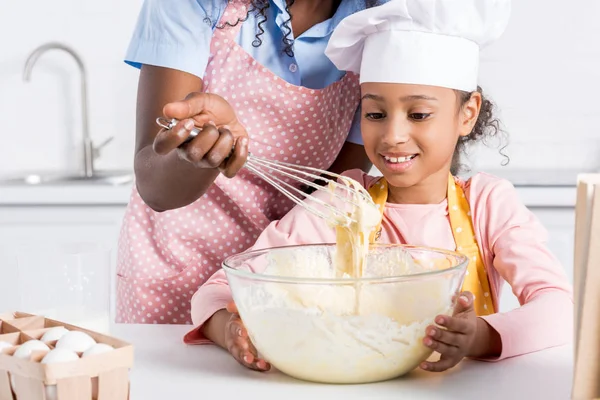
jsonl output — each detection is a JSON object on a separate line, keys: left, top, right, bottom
{"left": 115, "top": 1, "right": 361, "bottom": 324}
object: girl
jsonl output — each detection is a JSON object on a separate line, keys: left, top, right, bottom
{"left": 117, "top": 0, "right": 387, "bottom": 324}
{"left": 186, "top": 0, "right": 573, "bottom": 373}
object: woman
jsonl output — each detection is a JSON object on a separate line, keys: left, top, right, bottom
{"left": 117, "top": 0, "right": 380, "bottom": 324}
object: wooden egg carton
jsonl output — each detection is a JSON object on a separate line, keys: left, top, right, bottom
{"left": 0, "top": 312, "right": 133, "bottom": 400}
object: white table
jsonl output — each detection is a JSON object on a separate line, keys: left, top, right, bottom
{"left": 111, "top": 324, "right": 573, "bottom": 400}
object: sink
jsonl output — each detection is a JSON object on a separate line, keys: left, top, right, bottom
{"left": 0, "top": 170, "right": 133, "bottom": 186}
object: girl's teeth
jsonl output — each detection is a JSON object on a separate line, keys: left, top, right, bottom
{"left": 384, "top": 155, "right": 415, "bottom": 163}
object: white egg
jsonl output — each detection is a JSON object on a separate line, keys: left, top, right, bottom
{"left": 82, "top": 343, "right": 114, "bottom": 358}
{"left": 41, "top": 348, "right": 80, "bottom": 364}
{"left": 41, "top": 348, "right": 81, "bottom": 400}
{"left": 13, "top": 340, "right": 50, "bottom": 359}
{"left": 11, "top": 340, "right": 51, "bottom": 392}
{"left": 41, "top": 327, "right": 69, "bottom": 342}
{"left": 55, "top": 331, "right": 96, "bottom": 353}
{"left": 0, "top": 341, "right": 13, "bottom": 352}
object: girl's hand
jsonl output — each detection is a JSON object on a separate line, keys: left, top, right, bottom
{"left": 224, "top": 302, "right": 270, "bottom": 372}
{"left": 153, "top": 92, "right": 249, "bottom": 178}
{"left": 420, "top": 291, "right": 482, "bottom": 372}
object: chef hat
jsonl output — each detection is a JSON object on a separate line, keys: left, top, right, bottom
{"left": 325, "top": 0, "right": 511, "bottom": 91}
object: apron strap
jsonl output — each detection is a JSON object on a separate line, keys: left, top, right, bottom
{"left": 367, "top": 177, "right": 388, "bottom": 243}
{"left": 446, "top": 174, "right": 495, "bottom": 315}
{"left": 367, "top": 173, "right": 496, "bottom": 315}
{"left": 215, "top": 1, "right": 251, "bottom": 40}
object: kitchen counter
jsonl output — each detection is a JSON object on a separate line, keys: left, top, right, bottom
{"left": 477, "top": 168, "right": 582, "bottom": 207}
{"left": 476, "top": 168, "right": 587, "bottom": 187}
{"left": 111, "top": 324, "right": 573, "bottom": 400}
{"left": 0, "top": 184, "right": 133, "bottom": 206}
{"left": 0, "top": 172, "right": 580, "bottom": 207}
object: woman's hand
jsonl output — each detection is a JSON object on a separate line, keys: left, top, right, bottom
{"left": 419, "top": 291, "right": 501, "bottom": 372}
{"left": 153, "top": 92, "right": 249, "bottom": 178}
{"left": 224, "top": 302, "right": 270, "bottom": 372}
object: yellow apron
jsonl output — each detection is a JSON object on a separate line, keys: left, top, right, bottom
{"left": 367, "top": 174, "right": 495, "bottom": 316}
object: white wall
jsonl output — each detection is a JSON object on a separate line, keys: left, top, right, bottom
{"left": 0, "top": 0, "right": 599, "bottom": 175}
{"left": 474, "top": 0, "right": 600, "bottom": 172}
{"left": 0, "top": 0, "right": 143, "bottom": 174}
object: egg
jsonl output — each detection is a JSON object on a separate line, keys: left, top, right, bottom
{"left": 41, "top": 327, "right": 69, "bottom": 342}
{"left": 13, "top": 340, "right": 50, "bottom": 359}
{"left": 42, "top": 348, "right": 80, "bottom": 400}
{"left": 41, "top": 348, "right": 80, "bottom": 364}
{"left": 0, "top": 341, "right": 13, "bottom": 352}
{"left": 11, "top": 340, "right": 51, "bottom": 391}
{"left": 82, "top": 343, "right": 114, "bottom": 358}
{"left": 55, "top": 331, "right": 96, "bottom": 353}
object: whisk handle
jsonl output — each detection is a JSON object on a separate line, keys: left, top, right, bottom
{"left": 156, "top": 117, "right": 201, "bottom": 146}
{"left": 157, "top": 117, "right": 249, "bottom": 166}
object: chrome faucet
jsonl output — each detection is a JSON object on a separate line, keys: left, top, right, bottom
{"left": 22, "top": 42, "right": 113, "bottom": 178}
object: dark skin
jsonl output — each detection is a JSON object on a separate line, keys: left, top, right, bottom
{"left": 420, "top": 292, "right": 502, "bottom": 371}
{"left": 204, "top": 83, "right": 504, "bottom": 373}
{"left": 134, "top": 0, "right": 370, "bottom": 212}
{"left": 361, "top": 82, "right": 502, "bottom": 371}
{"left": 204, "top": 303, "right": 271, "bottom": 371}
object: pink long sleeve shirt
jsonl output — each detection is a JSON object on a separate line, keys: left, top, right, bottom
{"left": 186, "top": 170, "right": 574, "bottom": 361}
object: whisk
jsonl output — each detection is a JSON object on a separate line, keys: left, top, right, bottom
{"left": 156, "top": 117, "right": 376, "bottom": 227}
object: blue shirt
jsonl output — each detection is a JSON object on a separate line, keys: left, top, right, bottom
{"left": 124, "top": 0, "right": 381, "bottom": 145}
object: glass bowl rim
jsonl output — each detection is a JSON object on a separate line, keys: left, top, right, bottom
{"left": 222, "top": 243, "right": 468, "bottom": 285}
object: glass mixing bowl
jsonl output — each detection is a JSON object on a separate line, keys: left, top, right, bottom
{"left": 222, "top": 244, "right": 468, "bottom": 384}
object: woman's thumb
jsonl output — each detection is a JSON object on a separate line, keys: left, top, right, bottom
{"left": 163, "top": 92, "right": 209, "bottom": 119}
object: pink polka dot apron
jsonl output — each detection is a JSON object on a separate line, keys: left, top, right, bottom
{"left": 116, "top": 1, "right": 360, "bottom": 324}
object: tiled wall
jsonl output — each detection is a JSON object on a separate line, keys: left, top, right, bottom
{"left": 1, "top": 0, "right": 598, "bottom": 176}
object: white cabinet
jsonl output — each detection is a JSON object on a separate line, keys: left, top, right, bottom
{"left": 0, "top": 196, "right": 576, "bottom": 315}
{"left": 0, "top": 205, "right": 127, "bottom": 310}
{"left": 0, "top": 206, "right": 126, "bottom": 245}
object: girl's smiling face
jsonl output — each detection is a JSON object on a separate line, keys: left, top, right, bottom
{"left": 360, "top": 83, "right": 481, "bottom": 202}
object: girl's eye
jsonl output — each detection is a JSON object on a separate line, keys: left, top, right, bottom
{"left": 365, "top": 113, "right": 385, "bottom": 120}
{"left": 410, "top": 113, "right": 431, "bottom": 121}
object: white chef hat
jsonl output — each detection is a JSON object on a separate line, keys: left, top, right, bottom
{"left": 325, "top": 0, "right": 511, "bottom": 91}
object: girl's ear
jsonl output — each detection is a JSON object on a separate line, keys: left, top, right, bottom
{"left": 459, "top": 91, "right": 482, "bottom": 137}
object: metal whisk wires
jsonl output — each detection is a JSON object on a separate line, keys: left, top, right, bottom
{"left": 245, "top": 155, "right": 374, "bottom": 226}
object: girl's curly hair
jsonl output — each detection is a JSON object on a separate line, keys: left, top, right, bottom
{"left": 452, "top": 87, "right": 509, "bottom": 175}
{"left": 206, "top": 0, "right": 386, "bottom": 57}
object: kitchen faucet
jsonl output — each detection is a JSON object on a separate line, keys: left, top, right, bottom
{"left": 22, "top": 42, "right": 112, "bottom": 178}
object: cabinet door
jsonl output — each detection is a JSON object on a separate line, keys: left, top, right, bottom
{"left": 0, "top": 206, "right": 126, "bottom": 312}
{"left": 498, "top": 207, "right": 574, "bottom": 312}
{"left": 1, "top": 206, "right": 575, "bottom": 314}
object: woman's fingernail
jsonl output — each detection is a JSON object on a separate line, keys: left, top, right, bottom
{"left": 244, "top": 355, "right": 251, "bottom": 363}
{"left": 176, "top": 129, "right": 188, "bottom": 139}
{"left": 421, "top": 363, "right": 429, "bottom": 370}
{"left": 184, "top": 120, "right": 194, "bottom": 129}
{"left": 429, "top": 328, "right": 437, "bottom": 336}
{"left": 460, "top": 295, "right": 468, "bottom": 303}
{"left": 237, "top": 329, "right": 242, "bottom": 337}
{"left": 424, "top": 338, "right": 432, "bottom": 346}
{"left": 208, "top": 120, "right": 216, "bottom": 126}
{"left": 436, "top": 316, "right": 445, "bottom": 325}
